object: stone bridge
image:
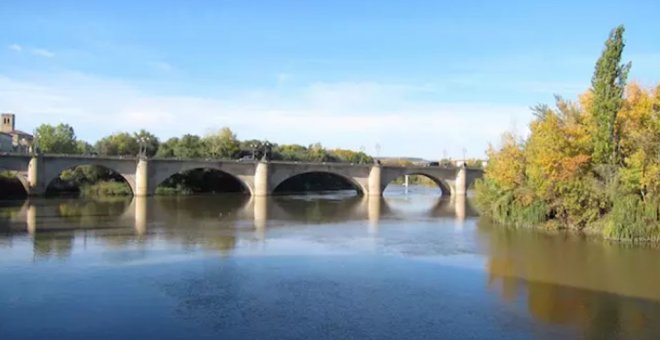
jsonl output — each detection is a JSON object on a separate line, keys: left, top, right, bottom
{"left": 0, "top": 154, "right": 483, "bottom": 196}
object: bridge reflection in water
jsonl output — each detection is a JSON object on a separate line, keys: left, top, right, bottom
{"left": 0, "top": 192, "right": 473, "bottom": 253}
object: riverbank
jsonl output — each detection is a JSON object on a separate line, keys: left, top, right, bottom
{"left": 474, "top": 176, "right": 660, "bottom": 242}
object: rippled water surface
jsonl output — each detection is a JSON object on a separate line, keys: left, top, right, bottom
{"left": 1, "top": 185, "right": 660, "bottom": 339}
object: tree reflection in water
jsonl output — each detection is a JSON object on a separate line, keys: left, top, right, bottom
{"left": 480, "top": 219, "right": 660, "bottom": 338}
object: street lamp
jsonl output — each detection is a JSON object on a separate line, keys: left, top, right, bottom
{"left": 251, "top": 143, "right": 257, "bottom": 160}
{"left": 137, "top": 137, "right": 147, "bottom": 159}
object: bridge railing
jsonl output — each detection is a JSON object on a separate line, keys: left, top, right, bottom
{"left": 0, "top": 152, "right": 483, "bottom": 170}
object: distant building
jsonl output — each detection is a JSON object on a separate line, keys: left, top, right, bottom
{"left": 1, "top": 113, "right": 33, "bottom": 153}
{"left": 0, "top": 132, "right": 12, "bottom": 152}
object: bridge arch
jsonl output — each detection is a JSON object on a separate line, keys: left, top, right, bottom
{"left": 150, "top": 164, "right": 251, "bottom": 195}
{"left": 40, "top": 158, "right": 139, "bottom": 195}
{"left": 43, "top": 164, "right": 136, "bottom": 196}
{"left": 0, "top": 169, "right": 30, "bottom": 197}
{"left": 382, "top": 172, "right": 452, "bottom": 196}
{"left": 271, "top": 171, "right": 366, "bottom": 195}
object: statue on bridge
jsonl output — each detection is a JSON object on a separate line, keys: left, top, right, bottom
{"left": 260, "top": 141, "right": 272, "bottom": 162}
{"left": 137, "top": 140, "right": 148, "bottom": 159}
{"left": 30, "top": 139, "right": 40, "bottom": 156}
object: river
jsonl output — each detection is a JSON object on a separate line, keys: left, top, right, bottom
{"left": 1, "top": 185, "right": 659, "bottom": 339}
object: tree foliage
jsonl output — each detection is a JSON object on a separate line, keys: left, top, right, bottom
{"left": 591, "top": 25, "right": 631, "bottom": 165}
{"left": 34, "top": 123, "right": 78, "bottom": 154}
{"left": 203, "top": 127, "right": 240, "bottom": 159}
{"left": 134, "top": 129, "right": 160, "bottom": 157}
{"left": 475, "top": 26, "right": 660, "bottom": 240}
{"left": 95, "top": 132, "right": 139, "bottom": 156}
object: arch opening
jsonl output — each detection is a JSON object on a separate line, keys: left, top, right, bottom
{"left": 273, "top": 171, "right": 363, "bottom": 196}
{"left": 155, "top": 168, "right": 249, "bottom": 195}
{"left": 384, "top": 174, "right": 449, "bottom": 196}
{"left": 46, "top": 165, "right": 133, "bottom": 197}
{"left": 0, "top": 170, "right": 28, "bottom": 199}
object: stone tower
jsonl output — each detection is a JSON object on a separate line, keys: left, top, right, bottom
{"left": 1, "top": 113, "right": 15, "bottom": 133}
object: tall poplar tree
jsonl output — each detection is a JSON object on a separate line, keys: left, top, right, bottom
{"left": 591, "top": 25, "right": 631, "bottom": 165}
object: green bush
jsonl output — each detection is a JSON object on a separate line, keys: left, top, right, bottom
{"left": 154, "top": 186, "right": 193, "bottom": 195}
{"left": 474, "top": 179, "right": 547, "bottom": 227}
{"left": 80, "top": 181, "right": 132, "bottom": 197}
{"left": 605, "top": 195, "right": 660, "bottom": 241}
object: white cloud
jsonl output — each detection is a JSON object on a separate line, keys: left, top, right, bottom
{"left": 6, "top": 44, "right": 55, "bottom": 58}
{"left": 8, "top": 44, "right": 22, "bottom": 52}
{"left": 31, "top": 48, "right": 55, "bottom": 58}
{"left": 0, "top": 72, "right": 532, "bottom": 159}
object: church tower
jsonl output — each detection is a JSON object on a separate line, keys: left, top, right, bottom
{"left": 1, "top": 113, "right": 15, "bottom": 133}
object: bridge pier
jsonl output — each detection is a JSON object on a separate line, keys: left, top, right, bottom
{"left": 454, "top": 164, "right": 467, "bottom": 196}
{"left": 135, "top": 158, "right": 150, "bottom": 196}
{"left": 254, "top": 161, "right": 270, "bottom": 196}
{"left": 27, "top": 156, "right": 45, "bottom": 196}
{"left": 368, "top": 165, "right": 382, "bottom": 196}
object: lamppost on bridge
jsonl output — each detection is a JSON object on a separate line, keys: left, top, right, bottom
{"left": 30, "top": 128, "right": 40, "bottom": 156}
{"left": 261, "top": 141, "right": 272, "bottom": 162}
{"left": 251, "top": 143, "right": 258, "bottom": 160}
{"left": 137, "top": 137, "right": 148, "bottom": 160}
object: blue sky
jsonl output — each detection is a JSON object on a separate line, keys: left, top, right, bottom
{"left": 1, "top": 0, "right": 659, "bottom": 159}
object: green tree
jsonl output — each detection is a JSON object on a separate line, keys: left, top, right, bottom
{"left": 34, "top": 123, "right": 78, "bottom": 154}
{"left": 133, "top": 129, "right": 160, "bottom": 157}
{"left": 156, "top": 137, "right": 179, "bottom": 158}
{"left": 76, "top": 140, "right": 95, "bottom": 155}
{"left": 591, "top": 25, "right": 631, "bottom": 165}
{"left": 308, "top": 143, "right": 333, "bottom": 162}
{"left": 203, "top": 127, "right": 240, "bottom": 159}
{"left": 95, "top": 132, "right": 139, "bottom": 156}
{"left": 174, "top": 134, "right": 205, "bottom": 158}
{"left": 329, "top": 149, "right": 373, "bottom": 164}
{"left": 275, "top": 144, "right": 309, "bottom": 161}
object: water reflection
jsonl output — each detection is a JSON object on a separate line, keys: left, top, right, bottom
{"left": 0, "top": 189, "right": 470, "bottom": 260}
{"left": 133, "top": 196, "right": 148, "bottom": 236}
{"left": 3, "top": 189, "right": 660, "bottom": 338}
{"left": 479, "top": 220, "right": 660, "bottom": 338}
{"left": 252, "top": 196, "right": 269, "bottom": 237}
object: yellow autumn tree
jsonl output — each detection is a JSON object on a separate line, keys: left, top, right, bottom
{"left": 483, "top": 132, "right": 525, "bottom": 192}
{"left": 618, "top": 83, "right": 660, "bottom": 197}
{"left": 475, "top": 26, "right": 660, "bottom": 239}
